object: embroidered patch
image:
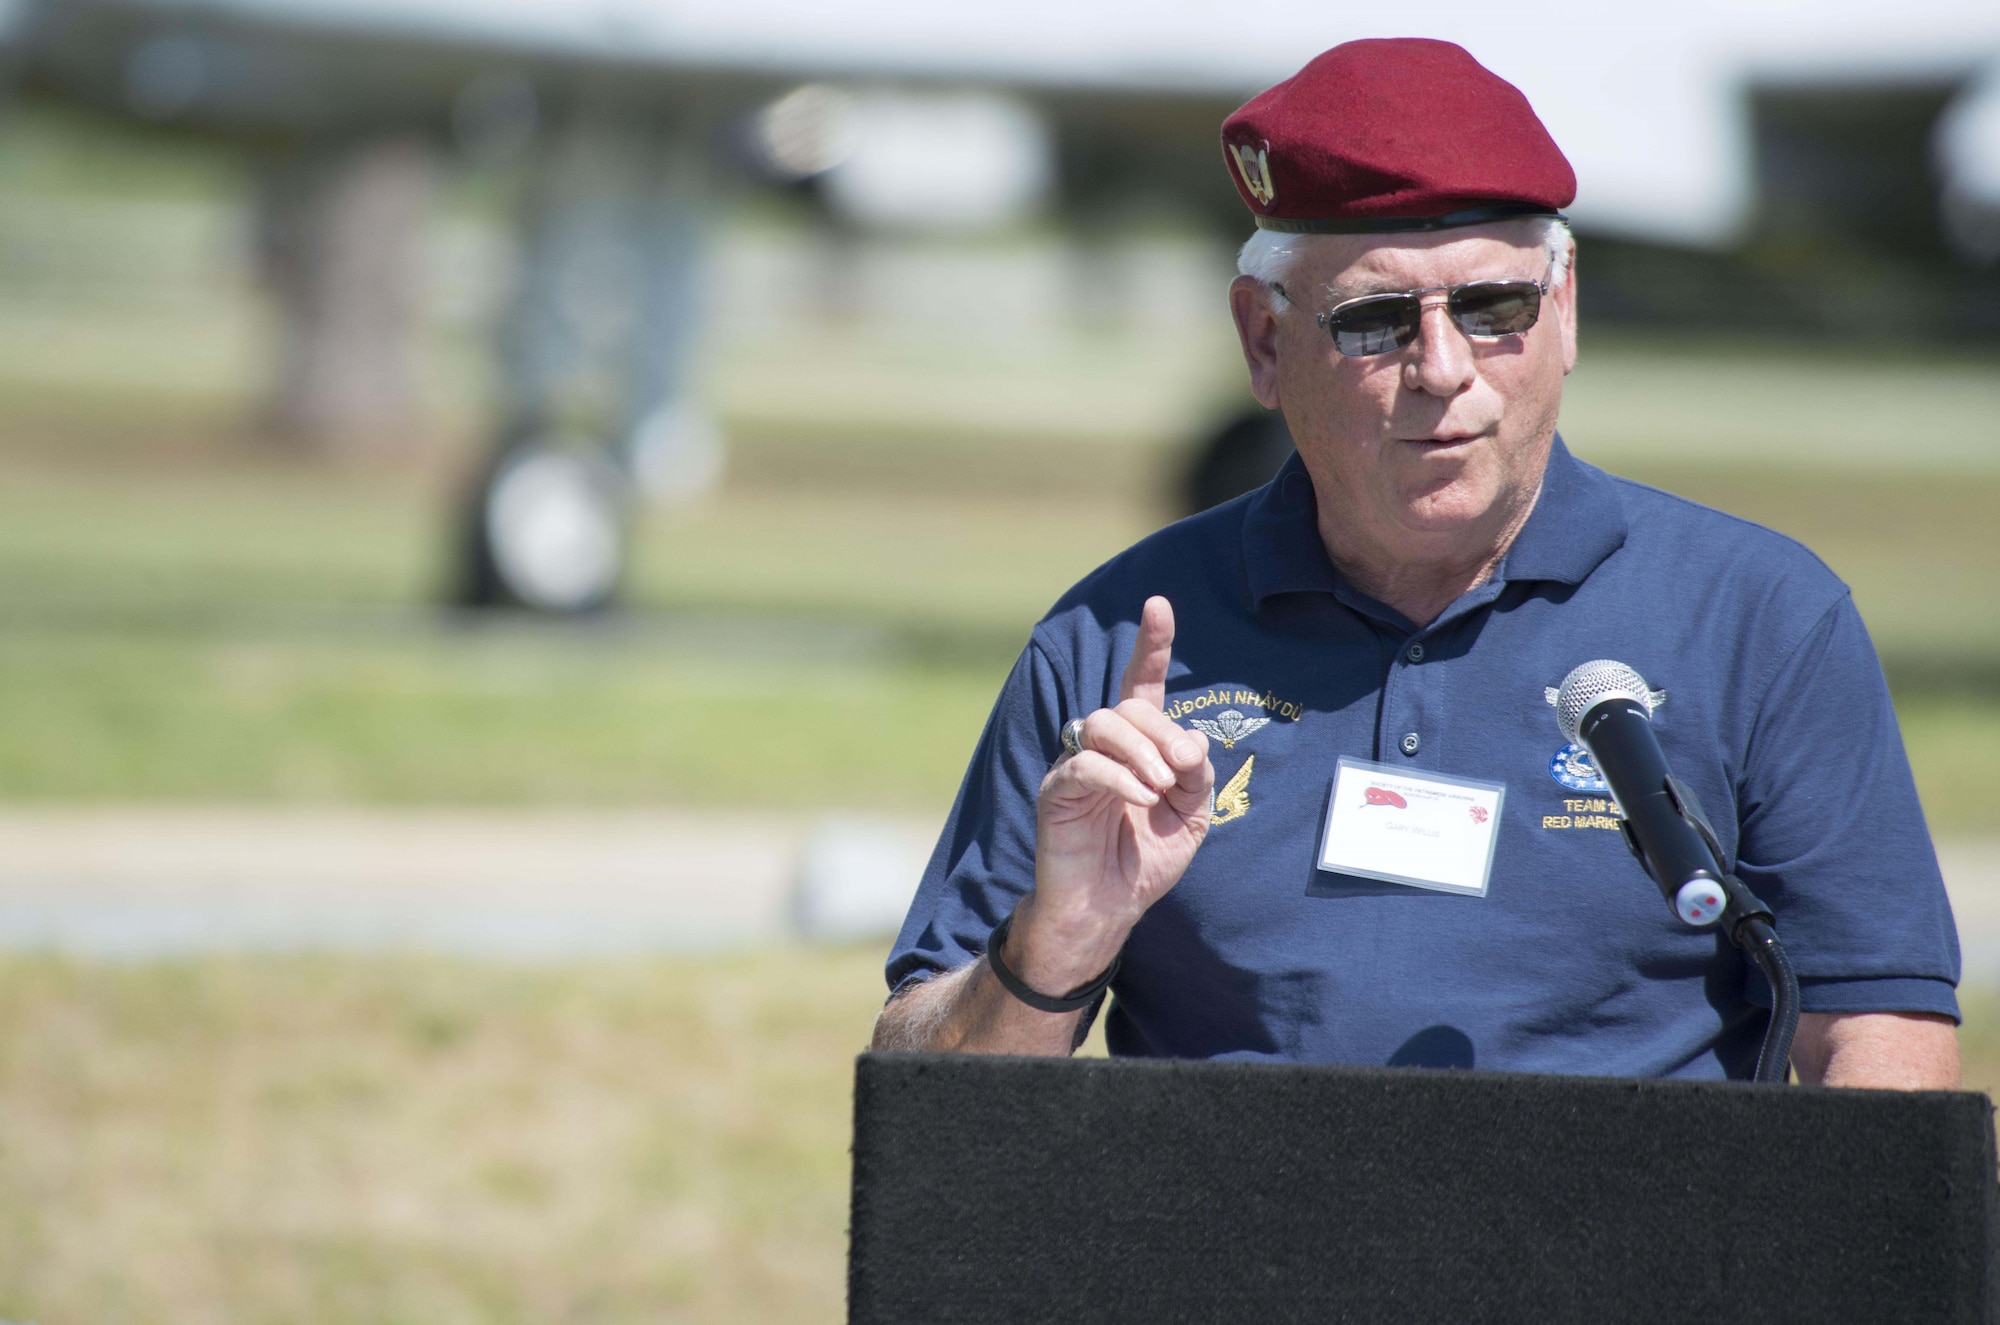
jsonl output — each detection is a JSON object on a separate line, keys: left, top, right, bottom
{"left": 1548, "top": 742, "right": 1609, "bottom": 793}
{"left": 1228, "top": 139, "right": 1276, "bottom": 207}
{"left": 1188, "top": 709, "right": 1271, "bottom": 750}
{"left": 1167, "top": 686, "right": 1303, "bottom": 724}
{"left": 1210, "top": 756, "right": 1254, "bottom": 826}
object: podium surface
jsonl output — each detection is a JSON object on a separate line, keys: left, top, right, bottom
{"left": 849, "top": 1053, "right": 1997, "bottom": 1324}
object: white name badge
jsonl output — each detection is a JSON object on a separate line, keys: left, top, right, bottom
{"left": 1317, "top": 757, "right": 1506, "bottom": 897}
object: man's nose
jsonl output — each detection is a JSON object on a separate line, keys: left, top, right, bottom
{"left": 1401, "top": 296, "right": 1475, "bottom": 397}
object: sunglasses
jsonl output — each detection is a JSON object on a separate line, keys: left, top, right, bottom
{"left": 1272, "top": 274, "right": 1549, "bottom": 358}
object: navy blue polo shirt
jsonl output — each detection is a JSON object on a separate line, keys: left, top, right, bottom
{"left": 886, "top": 438, "right": 1960, "bottom": 1079}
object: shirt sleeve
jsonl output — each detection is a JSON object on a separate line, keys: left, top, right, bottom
{"left": 885, "top": 635, "right": 1073, "bottom": 996}
{"left": 1734, "top": 593, "right": 1961, "bottom": 1020}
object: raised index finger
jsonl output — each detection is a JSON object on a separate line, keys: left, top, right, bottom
{"left": 1118, "top": 596, "right": 1176, "bottom": 710}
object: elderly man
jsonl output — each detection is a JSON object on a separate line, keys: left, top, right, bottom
{"left": 873, "top": 39, "right": 1961, "bottom": 1087}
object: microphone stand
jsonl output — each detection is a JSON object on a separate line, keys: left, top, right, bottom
{"left": 1721, "top": 892, "right": 1800, "bottom": 1085}
{"left": 1625, "top": 778, "right": 1801, "bottom": 1085}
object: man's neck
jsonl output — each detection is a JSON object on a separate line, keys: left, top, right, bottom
{"left": 1315, "top": 485, "right": 1543, "bottom": 630}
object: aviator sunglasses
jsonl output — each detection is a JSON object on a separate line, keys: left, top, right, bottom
{"left": 1271, "top": 272, "right": 1550, "bottom": 358}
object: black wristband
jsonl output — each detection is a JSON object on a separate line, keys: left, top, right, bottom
{"left": 985, "top": 911, "right": 1120, "bottom": 1015}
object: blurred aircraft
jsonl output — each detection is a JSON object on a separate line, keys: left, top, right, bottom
{"left": 3, "top": 0, "right": 1998, "bottom": 610}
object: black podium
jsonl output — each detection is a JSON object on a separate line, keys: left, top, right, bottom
{"left": 849, "top": 1053, "right": 1998, "bottom": 1324}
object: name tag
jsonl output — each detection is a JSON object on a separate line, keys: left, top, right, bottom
{"left": 1316, "top": 757, "right": 1506, "bottom": 897}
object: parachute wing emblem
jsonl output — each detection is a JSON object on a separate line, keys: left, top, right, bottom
{"left": 1210, "top": 756, "right": 1255, "bottom": 826}
{"left": 1188, "top": 709, "right": 1271, "bottom": 750}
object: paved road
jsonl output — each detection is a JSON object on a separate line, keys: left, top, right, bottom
{"left": 0, "top": 808, "right": 938, "bottom": 958}
{"left": 0, "top": 810, "right": 1993, "bottom": 976}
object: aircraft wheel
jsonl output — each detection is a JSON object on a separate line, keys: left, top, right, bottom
{"left": 1183, "top": 410, "right": 1296, "bottom": 515}
{"left": 458, "top": 439, "right": 629, "bottom": 613}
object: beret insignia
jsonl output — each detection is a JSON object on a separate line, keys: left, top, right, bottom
{"left": 1227, "top": 138, "right": 1276, "bottom": 209}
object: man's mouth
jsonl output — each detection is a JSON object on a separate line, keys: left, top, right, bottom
{"left": 1400, "top": 432, "right": 1480, "bottom": 449}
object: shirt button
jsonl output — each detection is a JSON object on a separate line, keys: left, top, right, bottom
{"left": 1399, "top": 732, "right": 1421, "bottom": 756}
{"left": 1405, "top": 642, "right": 1425, "bottom": 663}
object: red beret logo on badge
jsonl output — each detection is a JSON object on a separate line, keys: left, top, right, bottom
{"left": 1363, "top": 786, "right": 1406, "bottom": 809}
{"left": 1227, "top": 138, "right": 1277, "bottom": 208}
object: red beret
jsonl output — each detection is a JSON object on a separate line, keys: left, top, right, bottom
{"left": 1222, "top": 39, "right": 1575, "bottom": 233}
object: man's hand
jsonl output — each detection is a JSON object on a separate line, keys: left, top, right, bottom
{"left": 1005, "top": 596, "right": 1215, "bottom": 996}
{"left": 870, "top": 597, "right": 1213, "bottom": 1056}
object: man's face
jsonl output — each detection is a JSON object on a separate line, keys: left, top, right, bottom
{"left": 1230, "top": 222, "right": 1578, "bottom": 555}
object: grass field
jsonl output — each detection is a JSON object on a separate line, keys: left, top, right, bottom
{"left": 0, "top": 399, "right": 1992, "bottom": 828}
{"left": 0, "top": 418, "right": 1153, "bottom": 812}
{"left": 0, "top": 948, "right": 1993, "bottom": 1325}
{"left": 0, "top": 951, "right": 885, "bottom": 1325}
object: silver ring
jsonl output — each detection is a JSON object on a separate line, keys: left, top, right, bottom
{"left": 1060, "top": 717, "right": 1087, "bottom": 757}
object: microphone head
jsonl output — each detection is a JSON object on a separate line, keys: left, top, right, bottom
{"left": 1555, "top": 660, "right": 1654, "bottom": 745}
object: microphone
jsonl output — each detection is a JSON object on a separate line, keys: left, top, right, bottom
{"left": 1554, "top": 660, "right": 1728, "bottom": 927}
{"left": 1555, "top": 661, "right": 1799, "bottom": 1083}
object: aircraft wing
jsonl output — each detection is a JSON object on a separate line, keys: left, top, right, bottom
{"left": 11, "top": 0, "right": 2000, "bottom": 243}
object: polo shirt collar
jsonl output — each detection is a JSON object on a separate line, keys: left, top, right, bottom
{"left": 1242, "top": 451, "right": 1339, "bottom": 604}
{"left": 1241, "top": 435, "right": 1627, "bottom": 608}
{"left": 1496, "top": 436, "right": 1628, "bottom": 586}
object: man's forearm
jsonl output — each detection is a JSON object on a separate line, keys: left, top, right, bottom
{"left": 1791, "top": 1011, "right": 1961, "bottom": 1089}
{"left": 872, "top": 888, "right": 1137, "bottom": 1055}
{"left": 870, "top": 958, "right": 1092, "bottom": 1055}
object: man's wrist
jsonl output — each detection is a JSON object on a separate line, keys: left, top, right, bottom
{"left": 987, "top": 912, "right": 1118, "bottom": 1014}
{"left": 1004, "top": 891, "right": 1135, "bottom": 996}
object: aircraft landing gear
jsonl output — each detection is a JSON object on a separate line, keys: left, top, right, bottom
{"left": 455, "top": 101, "right": 715, "bottom": 613}
{"left": 1183, "top": 409, "right": 1296, "bottom": 515}
{"left": 456, "top": 433, "right": 629, "bottom": 613}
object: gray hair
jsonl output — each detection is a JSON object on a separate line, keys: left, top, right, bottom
{"left": 1237, "top": 216, "right": 1573, "bottom": 313}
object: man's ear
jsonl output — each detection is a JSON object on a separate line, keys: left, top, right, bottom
{"left": 1554, "top": 238, "right": 1578, "bottom": 376}
{"left": 1228, "top": 276, "right": 1284, "bottom": 410}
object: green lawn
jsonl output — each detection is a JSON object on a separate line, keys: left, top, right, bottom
{"left": 0, "top": 951, "right": 886, "bottom": 1325}
{"left": 0, "top": 411, "right": 1993, "bottom": 827}
{"left": 0, "top": 424, "right": 1156, "bottom": 812}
